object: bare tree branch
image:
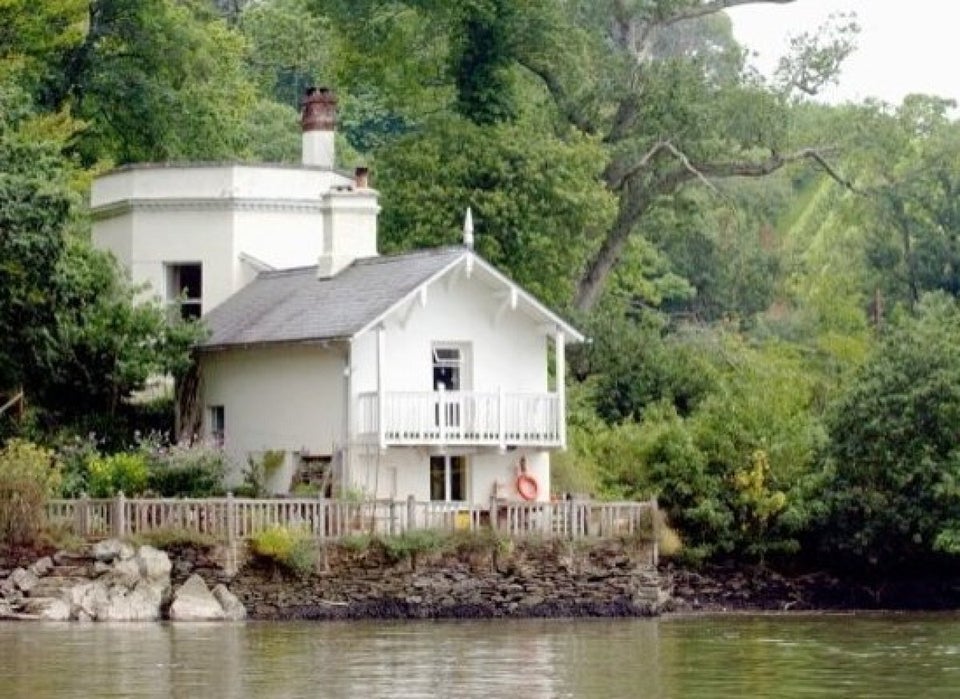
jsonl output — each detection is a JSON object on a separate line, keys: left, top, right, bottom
{"left": 695, "top": 147, "right": 858, "bottom": 192}
{"left": 516, "top": 57, "right": 597, "bottom": 135}
{"left": 576, "top": 145, "right": 857, "bottom": 310}
{"left": 659, "top": 0, "right": 798, "bottom": 29}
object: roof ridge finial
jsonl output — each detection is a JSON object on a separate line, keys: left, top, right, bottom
{"left": 463, "top": 207, "right": 474, "bottom": 250}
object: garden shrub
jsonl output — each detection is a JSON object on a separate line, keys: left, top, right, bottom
{"left": 53, "top": 433, "right": 100, "bottom": 498}
{"left": 145, "top": 440, "right": 226, "bottom": 497}
{"left": 379, "top": 529, "right": 445, "bottom": 563}
{"left": 132, "top": 526, "right": 219, "bottom": 549}
{"left": 87, "top": 452, "right": 149, "bottom": 497}
{"left": 250, "top": 525, "right": 317, "bottom": 577}
{"left": 0, "top": 439, "right": 62, "bottom": 545}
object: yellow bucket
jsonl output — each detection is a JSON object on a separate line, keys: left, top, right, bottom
{"left": 454, "top": 511, "right": 471, "bottom": 531}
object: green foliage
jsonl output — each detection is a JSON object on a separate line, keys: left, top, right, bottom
{"left": 0, "top": 84, "right": 80, "bottom": 396}
{"left": 251, "top": 525, "right": 317, "bottom": 577}
{"left": 87, "top": 452, "right": 149, "bottom": 497}
{"left": 131, "top": 526, "right": 218, "bottom": 549}
{"left": 578, "top": 309, "right": 718, "bottom": 423}
{"left": 375, "top": 114, "right": 615, "bottom": 308}
{"left": 0, "top": 439, "right": 62, "bottom": 545}
{"left": 35, "top": 239, "right": 204, "bottom": 429}
{"left": 144, "top": 440, "right": 227, "bottom": 497}
{"left": 53, "top": 433, "right": 101, "bottom": 497}
{"left": 821, "top": 294, "right": 960, "bottom": 570}
{"left": 338, "top": 533, "right": 373, "bottom": 553}
{"left": 379, "top": 529, "right": 445, "bottom": 563}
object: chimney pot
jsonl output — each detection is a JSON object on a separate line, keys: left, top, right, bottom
{"left": 354, "top": 166, "right": 370, "bottom": 189}
{"left": 301, "top": 87, "right": 337, "bottom": 132}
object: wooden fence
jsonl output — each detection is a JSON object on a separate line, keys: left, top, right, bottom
{"left": 46, "top": 494, "right": 658, "bottom": 561}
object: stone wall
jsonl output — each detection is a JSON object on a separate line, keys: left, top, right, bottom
{"left": 204, "top": 539, "right": 668, "bottom": 620}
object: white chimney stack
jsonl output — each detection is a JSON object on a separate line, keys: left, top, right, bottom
{"left": 301, "top": 87, "right": 336, "bottom": 169}
{"left": 463, "top": 207, "right": 474, "bottom": 250}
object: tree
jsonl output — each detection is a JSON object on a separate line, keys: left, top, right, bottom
{"left": 37, "top": 0, "right": 269, "bottom": 164}
{"left": 35, "top": 239, "right": 202, "bottom": 425}
{"left": 0, "top": 84, "right": 79, "bottom": 395}
{"left": 822, "top": 294, "right": 960, "bottom": 571}
{"left": 313, "top": 0, "right": 858, "bottom": 311}
{"left": 374, "top": 115, "right": 616, "bottom": 308}
{"left": 845, "top": 97, "right": 960, "bottom": 313}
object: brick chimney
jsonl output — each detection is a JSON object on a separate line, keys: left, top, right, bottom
{"left": 301, "top": 87, "right": 336, "bottom": 168}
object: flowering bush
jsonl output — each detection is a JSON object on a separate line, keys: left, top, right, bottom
{"left": 142, "top": 436, "right": 227, "bottom": 497}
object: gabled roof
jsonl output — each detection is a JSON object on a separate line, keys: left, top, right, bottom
{"left": 200, "top": 246, "right": 582, "bottom": 350}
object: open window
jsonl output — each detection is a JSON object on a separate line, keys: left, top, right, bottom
{"left": 432, "top": 346, "right": 462, "bottom": 390}
{"left": 167, "top": 263, "right": 202, "bottom": 320}
{"left": 430, "top": 455, "right": 466, "bottom": 502}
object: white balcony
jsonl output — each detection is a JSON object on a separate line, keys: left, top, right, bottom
{"left": 357, "top": 390, "right": 563, "bottom": 448}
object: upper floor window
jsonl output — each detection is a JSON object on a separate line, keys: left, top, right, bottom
{"left": 167, "top": 263, "right": 202, "bottom": 320}
{"left": 432, "top": 346, "right": 463, "bottom": 391}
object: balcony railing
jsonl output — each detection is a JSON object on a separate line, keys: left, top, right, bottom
{"left": 357, "top": 390, "right": 561, "bottom": 448}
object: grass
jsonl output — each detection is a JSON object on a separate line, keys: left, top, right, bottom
{"left": 130, "top": 526, "right": 219, "bottom": 549}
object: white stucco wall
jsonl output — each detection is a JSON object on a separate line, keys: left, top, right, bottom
{"left": 201, "top": 344, "right": 348, "bottom": 493}
{"left": 349, "top": 447, "right": 550, "bottom": 503}
{"left": 90, "top": 164, "right": 371, "bottom": 315}
{"left": 345, "top": 269, "right": 554, "bottom": 504}
{"left": 350, "top": 270, "right": 547, "bottom": 398}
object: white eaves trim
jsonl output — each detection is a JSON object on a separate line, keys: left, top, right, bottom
{"left": 354, "top": 250, "right": 585, "bottom": 343}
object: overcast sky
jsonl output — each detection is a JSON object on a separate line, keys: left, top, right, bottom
{"left": 727, "top": 0, "right": 957, "bottom": 106}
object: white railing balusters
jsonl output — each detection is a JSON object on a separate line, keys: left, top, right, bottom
{"left": 356, "top": 390, "right": 562, "bottom": 447}
{"left": 45, "top": 497, "right": 655, "bottom": 547}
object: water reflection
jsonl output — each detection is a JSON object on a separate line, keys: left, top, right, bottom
{"left": 0, "top": 615, "right": 958, "bottom": 698}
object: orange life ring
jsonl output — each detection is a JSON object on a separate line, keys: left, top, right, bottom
{"left": 517, "top": 473, "right": 538, "bottom": 501}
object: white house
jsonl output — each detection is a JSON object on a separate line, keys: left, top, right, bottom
{"left": 91, "top": 88, "right": 583, "bottom": 505}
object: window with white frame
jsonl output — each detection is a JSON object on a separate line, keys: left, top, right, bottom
{"left": 430, "top": 455, "right": 467, "bottom": 502}
{"left": 432, "top": 346, "right": 462, "bottom": 390}
{"left": 209, "top": 405, "right": 225, "bottom": 447}
{"left": 166, "top": 263, "right": 202, "bottom": 320}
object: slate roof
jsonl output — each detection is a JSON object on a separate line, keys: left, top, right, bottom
{"left": 200, "top": 247, "right": 467, "bottom": 349}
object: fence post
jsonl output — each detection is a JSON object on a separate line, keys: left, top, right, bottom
{"left": 74, "top": 493, "right": 90, "bottom": 538}
{"left": 406, "top": 495, "right": 416, "bottom": 532}
{"left": 226, "top": 492, "right": 236, "bottom": 545}
{"left": 649, "top": 497, "right": 659, "bottom": 567}
{"left": 488, "top": 495, "right": 498, "bottom": 533}
{"left": 224, "top": 492, "right": 238, "bottom": 575}
{"left": 114, "top": 491, "right": 127, "bottom": 538}
{"left": 318, "top": 497, "right": 327, "bottom": 543}
{"left": 389, "top": 499, "right": 397, "bottom": 536}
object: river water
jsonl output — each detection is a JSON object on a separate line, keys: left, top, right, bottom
{"left": 1, "top": 614, "right": 958, "bottom": 698}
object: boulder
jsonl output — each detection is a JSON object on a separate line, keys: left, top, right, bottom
{"left": 105, "top": 558, "right": 142, "bottom": 588}
{"left": 92, "top": 539, "right": 134, "bottom": 563}
{"left": 168, "top": 575, "right": 225, "bottom": 621}
{"left": 30, "top": 557, "right": 54, "bottom": 578}
{"left": 93, "top": 583, "right": 163, "bottom": 622}
{"left": 0, "top": 577, "right": 18, "bottom": 600}
{"left": 10, "top": 567, "right": 39, "bottom": 594}
{"left": 20, "top": 597, "right": 71, "bottom": 621}
{"left": 212, "top": 585, "right": 247, "bottom": 621}
{"left": 0, "top": 599, "right": 14, "bottom": 619}
{"left": 66, "top": 581, "right": 111, "bottom": 621}
{"left": 136, "top": 546, "right": 172, "bottom": 582}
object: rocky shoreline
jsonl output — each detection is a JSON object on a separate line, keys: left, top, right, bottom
{"left": 666, "top": 563, "right": 960, "bottom": 613}
{"left": 0, "top": 540, "right": 245, "bottom": 622}
{"left": 5, "top": 541, "right": 960, "bottom": 622}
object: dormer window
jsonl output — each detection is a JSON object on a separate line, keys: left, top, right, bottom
{"left": 167, "top": 263, "right": 202, "bottom": 320}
